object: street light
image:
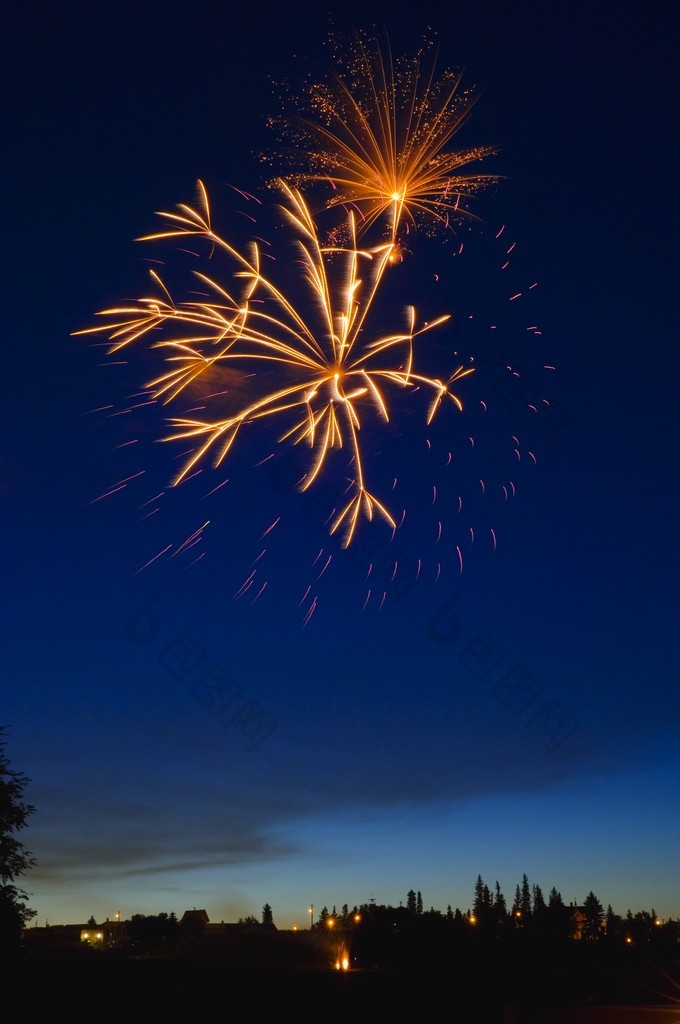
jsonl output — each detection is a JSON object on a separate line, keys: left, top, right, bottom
{"left": 308, "top": 904, "right": 314, "bottom": 928}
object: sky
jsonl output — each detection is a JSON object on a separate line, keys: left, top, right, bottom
{"left": 3, "top": 0, "right": 678, "bottom": 929}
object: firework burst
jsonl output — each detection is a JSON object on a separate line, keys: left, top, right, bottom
{"left": 75, "top": 180, "right": 473, "bottom": 547}
{"left": 264, "top": 27, "right": 501, "bottom": 242}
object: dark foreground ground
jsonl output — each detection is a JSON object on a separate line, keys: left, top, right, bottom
{"left": 11, "top": 932, "right": 680, "bottom": 1022}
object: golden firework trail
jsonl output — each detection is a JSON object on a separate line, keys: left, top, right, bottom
{"left": 265, "top": 27, "right": 500, "bottom": 241}
{"left": 74, "top": 181, "right": 473, "bottom": 546}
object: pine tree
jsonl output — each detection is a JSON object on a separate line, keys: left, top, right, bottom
{"left": 546, "top": 887, "right": 569, "bottom": 940}
{"left": 520, "top": 873, "right": 532, "bottom": 919}
{"left": 472, "top": 875, "right": 494, "bottom": 928}
{"left": 494, "top": 881, "right": 507, "bottom": 922}
{"left": 605, "top": 904, "right": 622, "bottom": 940}
{"left": 416, "top": 890, "right": 423, "bottom": 915}
{"left": 532, "top": 884, "right": 546, "bottom": 917}
{"left": 512, "top": 884, "right": 523, "bottom": 925}
{"left": 262, "top": 903, "right": 274, "bottom": 927}
{"left": 473, "top": 875, "right": 487, "bottom": 918}
{"left": 406, "top": 889, "right": 417, "bottom": 914}
{"left": 582, "top": 891, "right": 604, "bottom": 940}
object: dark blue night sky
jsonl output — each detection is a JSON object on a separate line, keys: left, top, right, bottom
{"left": 3, "top": 0, "right": 678, "bottom": 927}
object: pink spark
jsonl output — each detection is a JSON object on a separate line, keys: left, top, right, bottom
{"left": 316, "top": 555, "right": 332, "bottom": 580}
{"left": 140, "top": 491, "right": 164, "bottom": 508}
{"left": 203, "top": 478, "right": 230, "bottom": 498}
{"left": 303, "top": 597, "right": 318, "bottom": 627}
{"left": 261, "top": 517, "right": 281, "bottom": 538}
{"left": 234, "top": 570, "right": 256, "bottom": 598}
{"left": 88, "top": 485, "right": 126, "bottom": 504}
{"left": 135, "top": 543, "right": 172, "bottom": 575}
{"left": 137, "top": 508, "right": 159, "bottom": 522}
{"left": 173, "top": 522, "right": 209, "bottom": 557}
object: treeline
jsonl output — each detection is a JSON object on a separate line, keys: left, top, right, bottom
{"left": 311, "top": 873, "right": 677, "bottom": 948}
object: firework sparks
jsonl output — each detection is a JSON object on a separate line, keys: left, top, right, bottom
{"left": 264, "top": 27, "right": 500, "bottom": 241}
{"left": 74, "top": 180, "right": 473, "bottom": 547}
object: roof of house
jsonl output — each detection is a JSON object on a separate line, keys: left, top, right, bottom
{"left": 180, "top": 909, "right": 210, "bottom": 924}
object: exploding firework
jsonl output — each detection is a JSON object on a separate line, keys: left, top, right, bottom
{"left": 74, "top": 180, "right": 473, "bottom": 547}
{"left": 264, "top": 27, "right": 500, "bottom": 242}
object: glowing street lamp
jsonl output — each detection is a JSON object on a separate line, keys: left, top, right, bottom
{"left": 308, "top": 904, "right": 314, "bottom": 928}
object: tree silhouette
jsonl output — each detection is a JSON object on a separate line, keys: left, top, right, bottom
{"left": 582, "top": 891, "right": 604, "bottom": 940}
{"left": 0, "top": 727, "right": 36, "bottom": 950}
{"left": 532, "top": 883, "right": 547, "bottom": 930}
{"left": 520, "top": 873, "right": 532, "bottom": 920}
{"left": 546, "top": 887, "right": 570, "bottom": 940}
{"left": 472, "top": 875, "right": 494, "bottom": 929}
{"left": 493, "top": 882, "right": 507, "bottom": 930}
